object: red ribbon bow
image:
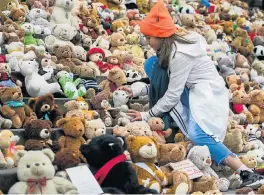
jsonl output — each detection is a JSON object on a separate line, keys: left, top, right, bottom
{"left": 9, "top": 142, "right": 17, "bottom": 154}
{"left": 27, "top": 177, "right": 47, "bottom": 194}
{"left": 94, "top": 154, "right": 127, "bottom": 185}
{"left": 156, "top": 130, "right": 166, "bottom": 136}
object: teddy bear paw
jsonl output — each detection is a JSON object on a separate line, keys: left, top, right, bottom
{"left": 6, "top": 157, "right": 14, "bottom": 168}
{"left": 149, "top": 182, "right": 161, "bottom": 193}
{"left": 0, "top": 160, "right": 7, "bottom": 168}
{"left": 175, "top": 183, "right": 189, "bottom": 195}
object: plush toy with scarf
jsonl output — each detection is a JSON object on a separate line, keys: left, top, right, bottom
{"left": 8, "top": 149, "right": 78, "bottom": 194}
{"left": 0, "top": 87, "right": 36, "bottom": 129}
{"left": 28, "top": 93, "right": 63, "bottom": 127}
{"left": 80, "top": 134, "right": 158, "bottom": 194}
{"left": 147, "top": 117, "right": 172, "bottom": 144}
{"left": 0, "top": 130, "right": 24, "bottom": 169}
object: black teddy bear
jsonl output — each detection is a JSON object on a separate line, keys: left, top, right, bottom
{"left": 80, "top": 134, "right": 158, "bottom": 194}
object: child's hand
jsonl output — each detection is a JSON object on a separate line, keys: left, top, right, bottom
{"left": 127, "top": 110, "right": 142, "bottom": 121}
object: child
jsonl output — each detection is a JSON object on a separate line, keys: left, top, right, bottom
{"left": 119, "top": 0, "right": 264, "bottom": 189}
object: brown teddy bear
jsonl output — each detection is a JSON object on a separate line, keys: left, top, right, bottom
{"left": 82, "top": 15, "right": 99, "bottom": 39}
{"left": 126, "top": 135, "right": 190, "bottom": 194}
{"left": 0, "top": 20, "right": 24, "bottom": 39}
{"left": 113, "top": 125, "right": 131, "bottom": 137}
{"left": 24, "top": 119, "right": 60, "bottom": 152}
{"left": 232, "top": 28, "right": 254, "bottom": 56}
{"left": 90, "top": 92, "right": 113, "bottom": 127}
{"left": 110, "top": 32, "right": 127, "bottom": 52}
{"left": 106, "top": 55, "right": 123, "bottom": 69}
{"left": 56, "top": 117, "right": 87, "bottom": 163}
{"left": 220, "top": 21, "right": 234, "bottom": 35}
{"left": 99, "top": 67, "right": 127, "bottom": 97}
{"left": 64, "top": 98, "right": 98, "bottom": 120}
{"left": 249, "top": 90, "right": 264, "bottom": 123}
{"left": 147, "top": 117, "right": 172, "bottom": 144}
{"left": 54, "top": 45, "right": 84, "bottom": 72}
{"left": 232, "top": 91, "right": 254, "bottom": 123}
{"left": 10, "top": 7, "right": 26, "bottom": 23}
{"left": 28, "top": 93, "right": 63, "bottom": 127}
{"left": 0, "top": 87, "right": 35, "bottom": 128}
{"left": 223, "top": 120, "right": 244, "bottom": 153}
{"left": 226, "top": 75, "right": 245, "bottom": 92}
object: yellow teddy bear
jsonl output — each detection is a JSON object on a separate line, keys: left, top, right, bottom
{"left": 126, "top": 135, "right": 190, "bottom": 194}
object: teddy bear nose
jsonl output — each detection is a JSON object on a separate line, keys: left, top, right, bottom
{"left": 66, "top": 1, "right": 69, "bottom": 4}
{"left": 120, "top": 38, "right": 124, "bottom": 42}
{"left": 79, "top": 129, "right": 82, "bottom": 132}
{"left": 262, "top": 157, "right": 264, "bottom": 160}
{"left": 147, "top": 143, "right": 152, "bottom": 146}
{"left": 37, "top": 10, "right": 40, "bottom": 13}
{"left": 35, "top": 163, "right": 40, "bottom": 166}
{"left": 45, "top": 130, "right": 49, "bottom": 134}
{"left": 206, "top": 159, "right": 211, "bottom": 164}
{"left": 18, "top": 92, "right": 21, "bottom": 96}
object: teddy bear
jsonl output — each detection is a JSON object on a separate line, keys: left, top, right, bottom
{"left": 44, "top": 24, "right": 76, "bottom": 53}
{"left": 90, "top": 92, "right": 113, "bottom": 127}
{"left": 24, "top": 119, "right": 60, "bottom": 152}
{"left": 82, "top": 15, "right": 99, "bottom": 39}
{"left": 20, "top": 23, "right": 45, "bottom": 54}
{"left": 40, "top": 54, "right": 71, "bottom": 73}
{"left": 106, "top": 55, "right": 122, "bottom": 69}
{"left": 19, "top": 60, "right": 62, "bottom": 97}
{"left": 8, "top": 149, "right": 78, "bottom": 194}
{"left": 5, "top": 43, "right": 37, "bottom": 70}
{"left": 125, "top": 32, "right": 144, "bottom": 58}
{"left": 85, "top": 118, "right": 106, "bottom": 143}
{"left": 27, "top": 93, "right": 63, "bottom": 127}
{"left": 72, "top": 45, "right": 87, "bottom": 62}
{"left": 126, "top": 135, "right": 191, "bottom": 194}
{"left": 147, "top": 117, "right": 172, "bottom": 144}
{"left": 92, "top": 36, "right": 112, "bottom": 57}
{"left": 232, "top": 91, "right": 254, "bottom": 124}
{"left": 105, "top": 0, "right": 126, "bottom": 19}
{"left": 64, "top": 97, "right": 98, "bottom": 120}
{"left": 0, "top": 134, "right": 9, "bottom": 168}
{"left": 56, "top": 70, "right": 86, "bottom": 98}
{"left": 226, "top": 75, "right": 244, "bottom": 92}
{"left": 239, "top": 155, "right": 257, "bottom": 169}
{"left": 54, "top": 45, "right": 84, "bottom": 72}
{"left": 87, "top": 47, "right": 113, "bottom": 76}
{"left": 110, "top": 32, "right": 127, "bottom": 52}
{"left": 247, "top": 149, "right": 264, "bottom": 171}
{"left": 56, "top": 117, "right": 87, "bottom": 163}
{"left": 80, "top": 134, "right": 158, "bottom": 194}
{"left": 0, "top": 87, "right": 36, "bottom": 129}
{"left": 2, "top": 32, "right": 21, "bottom": 44}
{"left": 232, "top": 28, "right": 254, "bottom": 56}
{"left": 50, "top": 0, "right": 78, "bottom": 28}
{"left": 234, "top": 53, "right": 250, "bottom": 74}
{"left": 0, "top": 63, "right": 22, "bottom": 88}
{"left": 220, "top": 21, "right": 234, "bottom": 35}
{"left": 187, "top": 145, "right": 219, "bottom": 179}
{"left": 10, "top": 7, "right": 26, "bottom": 23}
{"left": 99, "top": 67, "right": 127, "bottom": 97}
{"left": 245, "top": 124, "right": 264, "bottom": 150}
{"left": 125, "top": 121, "right": 153, "bottom": 136}
{"left": 249, "top": 90, "right": 264, "bottom": 123}
{"left": 113, "top": 125, "right": 131, "bottom": 137}
{"left": 0, "top": 130, "right": 24, "bottom": 169}
{"left": 217, "top": 55, "right": 236, "bottom": 79}
{"left": 26, "top": 8, "right": 52, "bottom": 35}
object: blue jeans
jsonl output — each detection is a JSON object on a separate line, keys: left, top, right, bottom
{"left": 180, "top": 88, "right": 234, "bottom": 164}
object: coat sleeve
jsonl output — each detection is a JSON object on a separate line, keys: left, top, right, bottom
{"left": 147, "top": 52, "right": 194, "bottom": 118}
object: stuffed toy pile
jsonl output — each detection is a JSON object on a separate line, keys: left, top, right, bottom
{"left": 0, "top": 0, "right": 264, "bottom": 193}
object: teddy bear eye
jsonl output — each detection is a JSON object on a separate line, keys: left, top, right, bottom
{"left": 27, "top": 164, "right": 30, "bottom": 168}
{"left": 43, "top": 163, "right": 45, "bottom": 165}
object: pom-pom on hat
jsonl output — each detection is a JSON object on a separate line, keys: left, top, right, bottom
{"left": 138, "top": 0, "right": 178, "bottom": 38}
{"left": 87, "top": 48, "right": 106, "bottom": 59}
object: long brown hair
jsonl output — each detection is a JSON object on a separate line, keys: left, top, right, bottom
{"left": 158, "top": 34, "right": 196, "bottom": 69}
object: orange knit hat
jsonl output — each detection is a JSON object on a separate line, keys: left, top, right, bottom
{"left": 139, "top": 0, "right": 178, "bottom": 38}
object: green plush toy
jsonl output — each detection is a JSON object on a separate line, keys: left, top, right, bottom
{"left": 57, "top": 71, "right": 86, "bottom": 99}
{"left": 21, "top": 23, "right": 45, "bottom": 55}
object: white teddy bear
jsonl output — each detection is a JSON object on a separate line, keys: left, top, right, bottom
{"left": 50, "top": 0, "right": 79, "bottom": 29}
{"left": 27, "top": 8, "right": 52, "bottom": 35}
{"left": 245, "top": 124, "right": 264, "bottom": 150}
{"left": 8, "top": 149, "right": 78, "bottom": 194}
{"left": 19, "top": 60, "right": 62, "bottom": 97}
{"left": 85, "top": 118, "right": 106, "bottom": 143}
{"left": 247, "top": 149, "right": 264, "bottom": 166}
{"left": 45, "top": 24, "right": 76, "bottom": 53}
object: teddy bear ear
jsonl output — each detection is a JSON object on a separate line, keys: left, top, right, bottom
{"left": 56, "top": 118, "right": 69, "bottom": 127}
{"left": 46, "top": 93, "right": 54, "bottom": 102}
{"left": 0, "top": 87, "right": 8, "bottom": 95}
{"left": 28, "top": 97, "right": 37, "bottom": 109}
{"left": 42, "top": 148, "right": 55, "bottom": 162}
{"left": 126, "top": 135, "right": 136, "bottom": 145}
{"left": 14, "top": 150, "right": 28, "bottom": 164}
